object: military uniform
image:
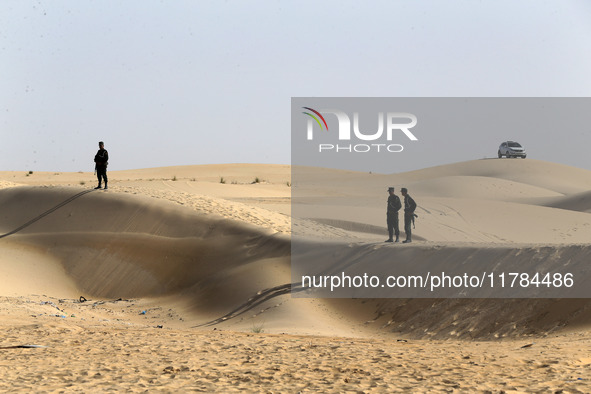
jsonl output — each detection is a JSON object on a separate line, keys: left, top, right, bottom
{"left": 402, "top": 188, "right": 416, "bottom": 243}
{"left": 94, "top": 144, "right": 109, "bottom": 189}
{"left": 386, "top": 187, "right": 402, "bottom": 242}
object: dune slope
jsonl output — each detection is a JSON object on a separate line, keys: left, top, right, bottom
{"left": 0, "top": 186, "right": 290, "bottom": 315}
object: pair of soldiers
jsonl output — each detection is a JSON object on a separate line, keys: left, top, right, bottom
{"left": 386, "top": 187, "right": 416, "bottom": 243}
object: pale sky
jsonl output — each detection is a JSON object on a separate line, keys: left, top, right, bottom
{"left": 2, "top": 1, "right": 591, "bottom": 173}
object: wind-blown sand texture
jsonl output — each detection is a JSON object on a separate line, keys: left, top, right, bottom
{"left": 2, "top": 159, "right": 591, "bottom": 392}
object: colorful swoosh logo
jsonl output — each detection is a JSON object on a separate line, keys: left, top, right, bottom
{"left": 302, "top": 107, "right": 328, "bottom": 131}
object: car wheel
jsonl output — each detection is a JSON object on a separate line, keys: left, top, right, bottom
{"left": 522, "top": 155, "right": 526, "bottom": 159}
{"left": 498, "top": 150, "right": 502, "bottom": 158}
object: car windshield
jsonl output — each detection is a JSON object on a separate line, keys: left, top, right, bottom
{"left": 508, "top": 142, "right": 522, "bottom": 148}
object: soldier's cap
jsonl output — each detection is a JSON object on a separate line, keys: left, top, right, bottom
{"left": 401, "top": 187, "right": 408, "bottom": 193}
{"left": 387, "top": 187, "right": 394, "bottom": 192}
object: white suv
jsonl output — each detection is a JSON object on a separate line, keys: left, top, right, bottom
{"left": 498, "top": 141, "right": 526, "bottom": 159}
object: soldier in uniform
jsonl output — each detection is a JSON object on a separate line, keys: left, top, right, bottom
{"left": 94, "top": 141, "right": 109, "bottom": 190}
{"left": 401, "top": 187, "right": 416, "bottom": 243}
{"left": 385, "top": 187, "right": 402, "bottom": 242}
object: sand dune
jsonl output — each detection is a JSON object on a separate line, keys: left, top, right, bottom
{"left": 542, "top": 189, "right": 591, "bottom": 213}
{"left": 403, "top": 175, "right": 563, "bottom": 201}
{"left": 2, "top": 160, "right": 591, "bottom": 391}
{"left": 294, "top": 160, "right": 591, "bottom": 244}
{"left": 3, "top": 160, "right": 591, "bottom": 330}
{"left": 389, "top": 158, "right": 591, "bottom": 194}
{"left": 0, "top": 186, "right": 290, "bottom": 313}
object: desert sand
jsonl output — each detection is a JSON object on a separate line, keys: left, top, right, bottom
{"left": 2, "top": 158, "right": 591, "bottom": 392}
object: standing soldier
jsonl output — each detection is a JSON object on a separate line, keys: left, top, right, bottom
{"left": 385, "top": 187, "right": 402, "bottom": 243}
{"left": 94, "top": 141, "right": 109, "bottom": 190}
{"left": 401, "top": 187, "right": 416, "bottom": 243}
